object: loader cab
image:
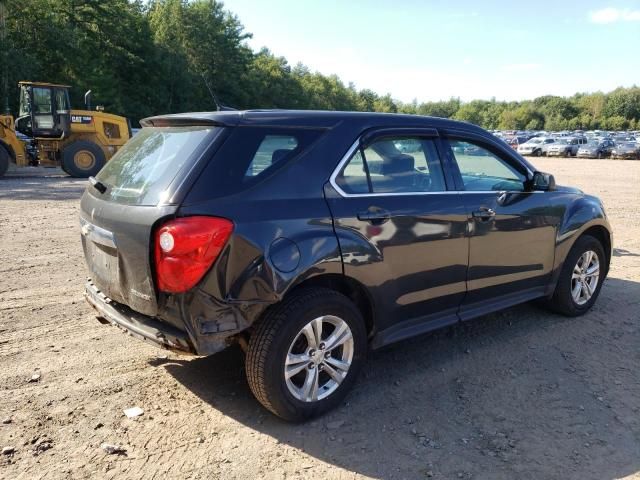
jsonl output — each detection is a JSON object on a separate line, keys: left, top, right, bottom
{"left": 15, "top": 82, "right": 72, "bottom": 139}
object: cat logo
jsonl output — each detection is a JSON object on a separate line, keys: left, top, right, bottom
{"left": 71, "top": 115, "right": 93, "bottom": 124}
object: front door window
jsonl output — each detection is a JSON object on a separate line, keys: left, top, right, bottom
{"left": 448, "top": 140, "right": 526, "bottom": 192}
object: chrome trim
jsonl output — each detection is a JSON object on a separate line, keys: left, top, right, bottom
{"left": 328, "top": 138, "right": 543, "bottom": 198}
{"left": 80, "top": 217, "right": 116, "bottom": 249}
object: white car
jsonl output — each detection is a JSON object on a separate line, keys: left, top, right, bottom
{"left": 517, "top": 137, "right": 555, "bottom": 156}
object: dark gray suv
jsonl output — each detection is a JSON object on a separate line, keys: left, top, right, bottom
{"left": 80, "top": 110, "right": 612, "bottom": 420}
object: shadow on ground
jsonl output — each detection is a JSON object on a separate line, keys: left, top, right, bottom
{"left": 613, "top": 247, "right": 640, "bottom": 257}
{"left": 0, "top": 172, "right": 87, "bottom": 201}
{"left": 162, "top": 277, "right": 640, "bottom": 479}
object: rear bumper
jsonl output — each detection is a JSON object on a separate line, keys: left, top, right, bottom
{"left": 84, "top": 280, "right": 196, "bottom": 354}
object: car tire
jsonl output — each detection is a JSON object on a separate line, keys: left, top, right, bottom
{"left": 62, "top": 140, "right": 106, "bottom": 178}
{"left": 597, "top": 152, "right": 603, "bottom": 159}
{"left": 0, "top": 145, "right": 9, "bottom": 177}
{"left": 246, "top": 288, "right": 367, "bottom": 421}
{"left": 534, "top": 149, "right": 542, "bottom": 157}
{"left": 545, "top": 235, "right": 606, "bottom": 317}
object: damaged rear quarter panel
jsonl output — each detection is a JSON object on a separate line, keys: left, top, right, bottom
{"left": 167, "top": 197, "right": 343, "bottom": 355}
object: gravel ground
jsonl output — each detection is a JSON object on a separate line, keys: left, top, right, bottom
{"left": 0, "top": 159, "right": 639, "bottom": 479}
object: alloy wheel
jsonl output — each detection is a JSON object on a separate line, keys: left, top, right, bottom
{"left": 284, "top": 315, "right": 354, "bottom": 402}
{"left": 571, "top": 250, "right": 600, "bottom": 305}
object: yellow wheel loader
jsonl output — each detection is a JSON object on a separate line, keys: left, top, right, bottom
{"left": 0, "top": 81, "right": 130, "bottom": 178}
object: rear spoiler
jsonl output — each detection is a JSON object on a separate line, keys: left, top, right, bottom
{"left": 140, "top": 112, "right": 238, "bottom": 128}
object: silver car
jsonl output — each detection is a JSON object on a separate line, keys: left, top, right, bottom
{"left": 546, "top": 137, "right": 588, "bottom": 157}
{"left": 517, "top": 137, "right": 555, "bottom": 156}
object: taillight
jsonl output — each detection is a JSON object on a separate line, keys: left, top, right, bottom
{"left": 154, "top": 216, "right": 233, "bottom": 293}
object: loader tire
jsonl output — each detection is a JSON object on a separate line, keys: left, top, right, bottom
{"left": 0, "top": 146, "right": 9, "bottom": 178}
{"left": 62, "top": 141, "right": 105, "bottom": 178}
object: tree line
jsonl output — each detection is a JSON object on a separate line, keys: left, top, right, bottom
{"left": 2, "top": 0, "right": 639, "bottom": 130}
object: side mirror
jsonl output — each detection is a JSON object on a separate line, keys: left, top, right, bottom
{"left": 531, "top": 171, "right": 556, "bottom": 191}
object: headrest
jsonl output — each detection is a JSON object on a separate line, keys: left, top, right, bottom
{"left": 381, "top": 154, "right": 415, "bottom": 176}
{"left": 271, "top": 149, "right": 291, "bottom": 165}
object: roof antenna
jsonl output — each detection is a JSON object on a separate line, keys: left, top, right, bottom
{"left": 201, "top": 74, "right": 236, "bottom": 111}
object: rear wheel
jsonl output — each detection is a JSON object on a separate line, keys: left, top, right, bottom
{"left": 62, "top": 140, "right": 106, "bottom": 178}
{"left": 246, "top": 288, "right": 367, "bottom": 421}
{"left": 0, "top": 146, "right": 9, "bottom": 177}
{"left": 544, "top": 235, "right": 606, "bottom": 316}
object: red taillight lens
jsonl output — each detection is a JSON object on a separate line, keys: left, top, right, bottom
{"left": 154, "top": 216, "right": 233, "bottom": 293}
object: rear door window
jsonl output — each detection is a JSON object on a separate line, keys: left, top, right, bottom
{"left": 96, "top": 126, "right": 219, "bottom": 205}
{"left": 335, "top": 136, "right": 447, "bottom": 194}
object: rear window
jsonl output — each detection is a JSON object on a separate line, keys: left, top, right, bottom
{"left": 95, "top": 126, "right": 218, "bottom": 205}
{"left": 186, "top": 126, "right": 323, "bottom": 202}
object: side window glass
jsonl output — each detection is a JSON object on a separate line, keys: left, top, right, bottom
{"left": 335, "top": 149, "right": 370, "bottom": 194}
{"left": 55, "top": 89, "right": 69, "bottom": 113}
{"left": 335, "top": 137, "right": 447, "bottom": 194}
{"left": 32, "top": 88, "right": 52, "bottom": 114}
{"left": 449, "top": 140, "right": 526, "bottom": 192}
{"left": 245, "top": 135, "right": 298, "bottom": 178}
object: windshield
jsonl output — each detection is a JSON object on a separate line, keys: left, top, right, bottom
{"left": 96, "top": 126, "right": 219, "bottom": 205}
{"left": 555, "top": 139, "right": 569, "bottom": 145}
{"left": 528, "top": 138, "right": 543, "bottom": 144}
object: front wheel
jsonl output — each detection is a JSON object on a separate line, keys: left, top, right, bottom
{"left": 545, "top": 235, "right": 606, "bottom": 316}
{"left": 61, "top": 140, "right": 106, "bottom": 178}
{"left": 246, "top": 288, "right": 367, "bottom": 421}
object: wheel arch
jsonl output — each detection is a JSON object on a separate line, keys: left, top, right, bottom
{"left": 581, "top": 225, "right": 612, "bottom": 268}
{"left": 550, "top": 200, "right": 613, "bottom": 295}
{"left": 287, "top": 273, "right": 376, "bottom": 339}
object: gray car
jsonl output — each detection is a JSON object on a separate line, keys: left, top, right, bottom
{"left": 577, "top": 139, "right": 615, "bottom": 159}
{"left": 611, "top": 142, "right": 640, "bottom": 160}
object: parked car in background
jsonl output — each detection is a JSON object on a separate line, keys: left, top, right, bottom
{"left": 613, "top": 136, "right": 636, "bottom": 144}
{"left": 506, "top": 135, "right": 530, "bottom": 150}
{"left": 610, "top": 141, "right": 640, "bottom": 159}
{"left": 577, "top": 139, "right": 615, "bottom": 158}
{"left": 394, "top": 138, "right": 422, "bottom": 153}
{"left": 546, "top": 137, "right": 588, "bottom": 157}
{"left": 80, "top": 110, "right": 612, "bottom": 421}
{"left": 517, "top": 137, "right": 555, "bottom": 156}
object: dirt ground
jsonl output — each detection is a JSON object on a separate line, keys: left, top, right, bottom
{"left": 0, "top": 158, "right": 639, "bottom": 480}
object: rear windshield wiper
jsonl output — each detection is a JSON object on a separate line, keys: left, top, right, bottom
{"left": 89, "top": 176, "right": 107, "bottom": 194}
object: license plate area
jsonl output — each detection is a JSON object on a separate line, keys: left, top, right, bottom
{"left": 87, "top": 241, "right": 120, "bottom": 296}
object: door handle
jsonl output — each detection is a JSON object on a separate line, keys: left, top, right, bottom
{"left": 472, "top": 207, "right": 496, "bottom": 221}
{"left": 357, "top": 208, "right": 391, "bottom": 224}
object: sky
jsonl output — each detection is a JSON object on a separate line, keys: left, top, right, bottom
{"left": 225, "top": 0, "right": 640, "bottom": 102}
